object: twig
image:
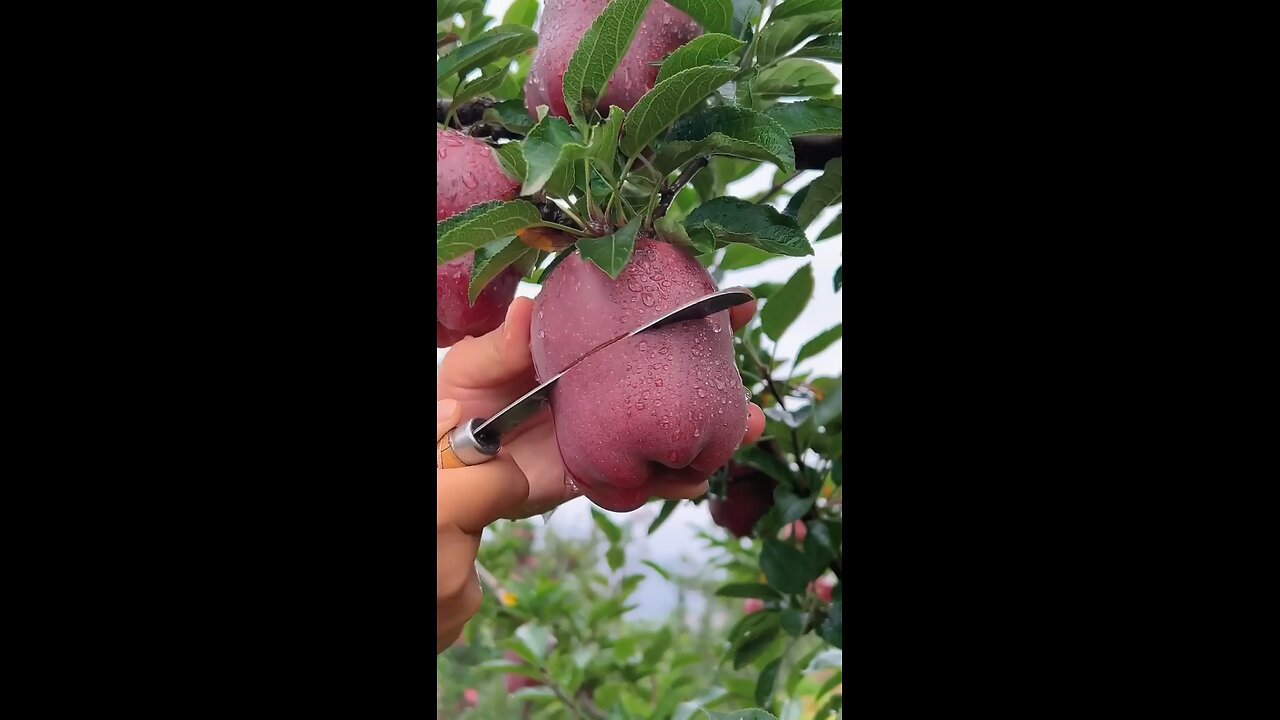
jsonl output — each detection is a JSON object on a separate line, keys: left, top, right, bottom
{"left": 436, "top": 98, "right": 498, "bottom": 127}
{"left": 654, "top": 157, "right": 709, "bottom": 220}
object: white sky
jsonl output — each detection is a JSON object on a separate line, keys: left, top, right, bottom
{"left": 444, "top": 0, "right": 842, "bottom": 620}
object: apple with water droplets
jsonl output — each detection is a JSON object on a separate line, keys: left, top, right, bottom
{"left": 524, "top": 0, "right": 701, "bottom": 120}
{"left": 530, "top": 239, "right": 748, "bottom": 512}
{"left": 436, "top": 128, "right": 523, "bottom": 348}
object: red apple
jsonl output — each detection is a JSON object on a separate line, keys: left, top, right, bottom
{"left": 743, "top": 598, "right": 765, "bottom": 615}
{"left": 525, "top": 0, "right": 701, "bottom": 120}
{"left": 708, "top": 469, "right": 776, "bottom": 538}
{"left": 436, "top": 128, "right": 523, "bottom": 348}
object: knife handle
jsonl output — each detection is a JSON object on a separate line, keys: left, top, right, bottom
{"left": 437, "top": 418, "right": 501, "bottom": 469}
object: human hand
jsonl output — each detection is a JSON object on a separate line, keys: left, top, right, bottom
{"left": 436, "top": 296, "right": 766, "bottom": 518}
{"left": 436, "top": 398, "right": 529, "bottom": 653}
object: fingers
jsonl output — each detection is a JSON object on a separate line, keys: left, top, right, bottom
{"left": 437, "top": 399, "right": 461, "bottom": 442}
{"left": 438, "top": 298, "right": 536, "bottom": 392}
{"left": 742, "top": 403, "right": 765, "bottom": 445}
{"left": 438, "top": 454, "right": 531, "bottom": 535}
{"left": 505, "top": 409, "right": 581, "bottom": 518}
{"left": 437, "top": 535, "right": 483, "bottom": 654}
{"left": 729, "top": 300, "right": 758, "bottom": 332}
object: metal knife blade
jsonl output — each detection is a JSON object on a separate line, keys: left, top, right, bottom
{"left": 467, "top": 286, "right": 754, "bottom": 450}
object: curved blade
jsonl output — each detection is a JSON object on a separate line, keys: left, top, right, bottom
{"left": 473, "top": 287, "right": 754, "bottom": 441}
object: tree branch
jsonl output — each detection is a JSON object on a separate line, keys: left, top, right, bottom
{"left": 653, "top": 157, "right": 709, "bottom": 220}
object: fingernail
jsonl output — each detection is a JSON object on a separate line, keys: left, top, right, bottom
{"left": 438, "top": 399, "right": 457, "bottom": 422}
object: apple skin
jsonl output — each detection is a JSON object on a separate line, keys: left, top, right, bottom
{"left": 708, "top": 469, "right": 776, "bottom": 538}
{"left": 524, "top": 0, "right": 701, "bottom": 120}
{"left": 436, "top": 128, "right": 522, "bottom": 348}
{"left": 743, "top": 598, "right": 765, "bottom": 615}
{"left": 810, "top": 578, "right": 834, "bottom": 604}
{"left": 781, "top": 520, "right": 808, "bottom": 543}
{"left": 530, "top": 239, "right": 747, "bottom": 512}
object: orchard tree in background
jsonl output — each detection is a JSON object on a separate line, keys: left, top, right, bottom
{"left": 438, "top": 0, "right": 842, "bottom": 717}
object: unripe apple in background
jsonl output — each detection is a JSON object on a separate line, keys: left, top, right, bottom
{"left": 780, "top": 520, "right": 807, "bottom": 543}
{"left": 525, "top": 0, "right": 701, "bottom": 120}
{"left": 436, "top": 128, "right": 522, "bottom": 348}
{"left": 530, "top": 239, "right": 747, "bottom": 512}
{"left": 709, "top": 468, "right": 776, "bottom": 538}
{"left": 743, "top": 598, "right": 765, "bottom": 615}
{"left": 810, "top": 578, "right": 834, "bottom": 604}
{"left": 503, "top": 649, "right": 542, "bottom": 693}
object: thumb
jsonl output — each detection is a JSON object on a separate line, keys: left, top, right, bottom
{"left": 437, "top": 399, "right": 461, "bottom": 442}
{"left": 439, "top": 297, "right": 536, "bottom": 391}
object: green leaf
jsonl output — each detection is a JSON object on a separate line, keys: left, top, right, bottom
{"left": 521, "top": 115, "right": 588, "bottom": 195}
{"left": 619, "top": 64, "right": 740, "bottom": 157}
{"left": 511, "top": 686, "right": 557, "bottom": 702}
{"left": 718, "top": 244, "right": 775, "bottom": 271}
{"left": 755, "top": 58, "right": 838, "bottom": 98}
{"left": 515, "top": 622, "right": 553, "bottom": 661}
{"left": 748, "top": 281, "right": 782, "bottom": 299}
{"left": 792, "top": 34, "right": 842, "bottom": 62}
{"left": 492, "top": 140, "right": 527, "bottom": 183}
{"left": 754, "top": 11, "right": 841, "bottom": 66}
{"left": 666, "top": 0, "right": 734, "bottom": 35}
{"left": 437, "top": 0, "right": 483, "bottom": 22}
{"left": 641, "top": 559, "right": 671, "bottom": 580}
{"left": 808, "top": 518, "right": 837, "bottom": 555}
{"left": 654, "top": 105, "right": 795, "bottom": 175}
{"left": 704, "top": 711, "right": 779, "bottom": 720}
{"left": 657, "top": 33, "right": 745, "bottom": 84}
{"left": 831, "top": 457, "right": 842, "bottom": 485}
{"left": 759, "top": 539, "right": 813, "bottom": 593}
{"left": 812, "top": 378, "right": 841, "bottom": 426}
{"left": 606, "top": 544, "right": 625, "bottom": 572}
{"left": 773, "top": 486, "right": 817, "bottom": 524}
{"left": 436, "top": 24, "right": 537, "bottom": 82}
{"left": 647, "top": 499, "right": 680, "bottom": 535}
{"left": 578, "top": 212, "right": 641, "bottom": 279}
{"left": 656, "top": 214, "right": 712, "bottom": 254}
{"left": 484, "top": 99, "right": 535, "bottom": 134}
{"left": 716, "top": 583, "right": 783, "bottom": 599}
{"left": 586, "top": 107, "right": 625, "bottom": 182}
{"left": 795, "top": 324, "right": 841, "bottom": 367}
{"left": 763, "top": 98, "right": 841, "bottom": 136}
{"left": 684, "top": 198, "right": 814, "bottom": 257}
{"left": 436, "top": 200, "right": 543, "bottom": 265}
{"left": 562, "top": 0, "right": 651, "bottom": 126}
{"left": 502, "top": 0, "right": 539, "bottom": 27}
{"left": 756, "top": 657, "right": 782, "bottom": 707}
{"left": 780, "top": 608, "right": 807, "bottom": 637}
{"left": 643, "top": 627, "right": 673, "bottom": 666}
{"left": 451, "top": 67, "right": 508, "bottom": 109}
{"left": 770, "top": 0, "right": 841, "bottom": 20}
{"left": 736, "top": 68, "right": 756, "bottom": 109}
{"left": 782, "top": 185, "right": 808, "bottom": 219}
{"left": 471, "top": 660, "right": 544, "bottom": 680}
{"left": 591, "top": 508, "right": 623, "bottom": 543}
{"left": 797, "top": 158, "right": 842, "bottom": 229}
{"left": 469, "top": 237, "right": 534, "bottom": 304}
{"left": 833, "top": 265, "right": 842, "bottom": 291}
{"left": 760, "top": 264, "right": 813, "bottom": 341}
{"left": 817, "top": 212, "right": 841, "bottom": 240}
{"left": 734, "top": 624, "right": 780, "bottom": 669}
